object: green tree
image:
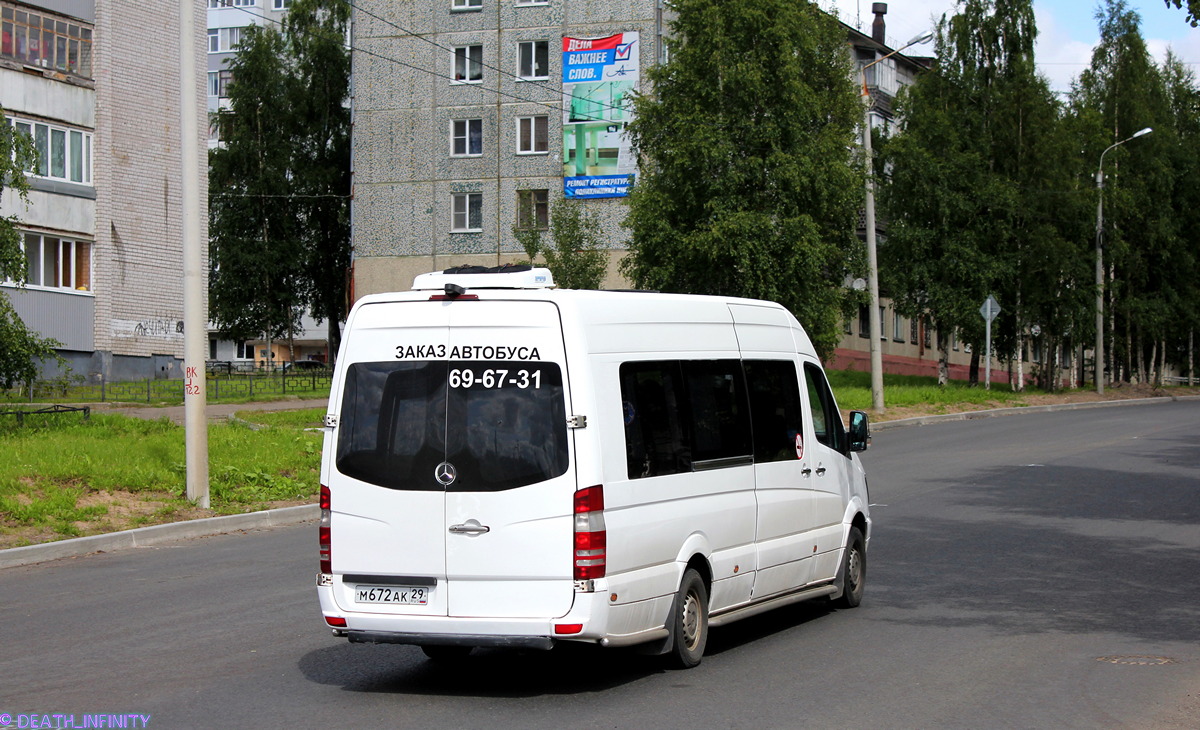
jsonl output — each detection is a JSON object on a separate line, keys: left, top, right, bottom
{"left": 209, "top": 0, "right": 351, "bottom": 361}
{"left": 882, "top": 0, "right": 1079, "bottom": 388}
{"left": 1071, "top": 0, "right": 1174, "bottom": 385}
{"left": 514, "top": 197, "right": 607, "bottom": 289}
{"left": 622, "top": 0, "right": 864, "bottom": 360}
{"left": 285, "top": 0, "right": 351, "bottom": 357}
{"left": 0, "top": 109, "right": 61, "bottom": 389}
{"left": 209, "top": 24, "right": 303, "bottom": 352}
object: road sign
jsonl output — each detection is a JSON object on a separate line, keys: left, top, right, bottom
{"left": 980, "top": 295, "right": 1001, "bottom": 323}
{"left": 980, "top": 296, "right": 1000, "bottom": 390}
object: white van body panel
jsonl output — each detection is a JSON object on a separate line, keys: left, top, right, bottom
{"left": 317, "top": 275, "right": 870, "bottom": 655}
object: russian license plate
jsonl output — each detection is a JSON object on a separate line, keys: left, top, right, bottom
{"left": 354, "top": 584, "right": 431, "bottom": 605}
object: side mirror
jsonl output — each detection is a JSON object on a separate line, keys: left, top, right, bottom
{"left": 848, "top": 410, "right": 870, "bottom": 452}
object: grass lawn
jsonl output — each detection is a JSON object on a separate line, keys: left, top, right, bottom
{"left": 0, "top": 408, "right": 325, "bottom": 548}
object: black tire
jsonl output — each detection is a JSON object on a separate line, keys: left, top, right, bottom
{"left": 421, "top": 644, "right": 472, "bottom": 660}
{"left": 669, "top": 568, "right": 709, "bottom": 669}
{"left": 833, "top": 526, "right": 866, "bottom": 609}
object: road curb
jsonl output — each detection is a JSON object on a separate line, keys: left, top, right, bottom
{"left": 0, "top": 504, "right": 319, "bottom": 570}
{"left": 871, "top": 394, "right": 1200, "bottom": 431}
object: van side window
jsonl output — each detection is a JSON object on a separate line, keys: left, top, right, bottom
{"left": 803, "top": 362, "right": 847, "bottom": 454}
{"left": 744, "top": 360, "right": 804, "bottom": 462}
{"left": 620, "top": 360, "right": 750, "bottom": 479}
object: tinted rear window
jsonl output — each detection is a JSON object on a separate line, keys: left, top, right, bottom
{"left": 336, "top": 360, "right": 569, "bottom": 492}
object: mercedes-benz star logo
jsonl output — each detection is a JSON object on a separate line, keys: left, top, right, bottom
{"left": 434, "top": 461, "right": 457, "bottom": 486}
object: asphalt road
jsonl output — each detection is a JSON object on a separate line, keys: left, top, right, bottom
{"left": 2, "top": 401, "right": 1198, "bottom": 729}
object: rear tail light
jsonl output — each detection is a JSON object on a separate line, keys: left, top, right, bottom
{"left": 573, "top": 485, "right": 606, "bottom": 580}
{"left": 319, "top": 484, "right": 332, "bottom": 574}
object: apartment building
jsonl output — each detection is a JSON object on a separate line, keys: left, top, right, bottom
{"left": 1, "top": 0, "right": 207, "bottom": 381}
{"left": 347, "top": 1, "right": 998, "bottom": 379}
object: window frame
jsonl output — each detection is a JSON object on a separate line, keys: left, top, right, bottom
{"left": 451, "top": 192, "right": 484, "bottom": 233}
{"left": 450, "top": 0, "right": 483, "bottom": 11}
{"left": 516, "top": 115, "right": 549, "bottom": 154}
{"left": 11, "top": 231, "right": 92, "bottom": 292}
{"left": 517, "top": 39, "right": 549, "bottom": 81}
{"left": 516, "top": 189, "right": 549, "bottom": 230}
{"left": 453, "top": 44, "right": 484, "bottom": 84}
{"left": 8, "top": 115, "right": 92, "bottom": 185}
{"left": 450, "top": 118, "right": 483, "bottom": 157}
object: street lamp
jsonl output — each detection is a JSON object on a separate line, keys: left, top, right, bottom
{"left": 1094, "top": 126, "right": 1152, "bottom": 395}
{"left": 860, "top": 31, "right": 932, "bottom": 412}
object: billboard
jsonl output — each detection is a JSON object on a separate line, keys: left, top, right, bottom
{"left": 561, "top": 32, "right": 638, "bottom": 199}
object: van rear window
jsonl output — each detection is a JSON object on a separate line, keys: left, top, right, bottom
{"left": 336, "top": 361, "right": 569, "bottom": 492}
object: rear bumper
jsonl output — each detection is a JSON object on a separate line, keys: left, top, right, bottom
{"left": 346, "top": 630, "right": 554, "bottom": 650}
{"left": 317, "top": 579, "right": 610, "bottom": 646}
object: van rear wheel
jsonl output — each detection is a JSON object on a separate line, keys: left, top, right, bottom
{"left": 669, "top": 568, "right": 709, "bottom": 668}
{"left": 833, "top": 526, "right": 866, "bottom": 609}
{"left": 421, "top": 644, "right": 472, "bottom": 660}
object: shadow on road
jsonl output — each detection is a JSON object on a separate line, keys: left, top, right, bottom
{"left": 870, "top": 435, "right": 1200, "bottom": 643}
{"left": 297, "top": 600, "right": 843, "bottom": 695}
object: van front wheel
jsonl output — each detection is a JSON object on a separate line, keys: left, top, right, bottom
{"left": 669, "top": 568, "right": 709, "bottom": 668}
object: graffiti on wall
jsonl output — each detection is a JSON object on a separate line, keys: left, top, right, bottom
{"left": 112, "top": 319, "right": 185, "bottom": 340}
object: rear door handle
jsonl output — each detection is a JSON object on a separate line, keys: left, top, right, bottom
{"left": 449, "top": 522, "right": 490, "bottom": 535}
{"left": 816, "top": 466, "right": 827, "bottom": 476}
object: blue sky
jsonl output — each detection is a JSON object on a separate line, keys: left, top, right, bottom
{"left": 821, "top": 0, "right": 1200, "bottom": 91}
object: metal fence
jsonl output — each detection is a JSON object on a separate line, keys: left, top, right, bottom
{"left": 4, "top": 371, "right": 333, "bottom": 405}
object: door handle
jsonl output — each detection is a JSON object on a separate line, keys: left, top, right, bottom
{"left": 816, "top": 466, "right": 827, "bottom": 476}
{"left": 449, "top": 522, "right": 490, "bottom": 535}
{"left": 801, "top": 467, "right": 812, "bottom": 477}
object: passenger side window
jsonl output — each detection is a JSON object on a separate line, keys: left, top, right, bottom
{"left": 803, "top": 363, "right": 847, "bottom": 454}
{"left": 744, "top": 360, "right": 804, "bottom": 463}
{"left": 620, "top": 360, "right": 751, "bottom": 479}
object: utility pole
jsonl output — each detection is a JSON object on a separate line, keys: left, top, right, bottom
{"left": 860, "top": 29, "right": 933, "bottom": 412}
{"left": 180, "top": 0, "right": 209, "bottom": 508}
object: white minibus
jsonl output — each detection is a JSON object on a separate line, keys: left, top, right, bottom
{"left": 316, "top": 266, "right": 870, "bottom": 667}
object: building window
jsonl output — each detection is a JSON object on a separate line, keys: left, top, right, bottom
{"left": 17, "top": 232, "right": 91, "bottom": 292}
{"left": 208, "top": 70, "right": 233, "bottom": 98}
{"left": 209, "top": 0, "right": 258, "bottom": 6}
{"left": 858, "top": 306, "right": 869, "bottom": 338}
{"left": 517, "top": 40, "right": 548, "bottom": 80}
{"left": 0, "top": 4, "right": 93, "bottom": 77}
{"left": 893, "top": 310, "right": 905, "bottom": 341}
{"left": 515, "top": 0, "right": 549, "bottom": 5}
{"left": 451, "top": 119, "right": 483, "bottom": 156}
{"left": 452, "top": 193, "right": 483, "bottom": 232}
{"left": 879, "top": 306, "right": 887, "bottom": 340}
{"left": 516, "top": 189, "right": 548, "bottom": 230}
{"left": 208, "top": 27, "right": 243, "bottom": 53}
{"left": 273, "top": 0, "right": 292, "bottom": 8}
{"left": 454, "top": 45, "right": 483, "bottom": 83}
{"left": 451, "top": 0, "right": 482, "bottom": 10}
{"left": 516, "top": 116, "right": 548, "bottom": 154}
{"left": 910, "top": 318, "right": 918, "bottom": 345}
{"left": 9, "top": 116, "right": 92, "bottom": 185}
{"left": 236, "top": 340, "right": 252, "bottom": 359}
